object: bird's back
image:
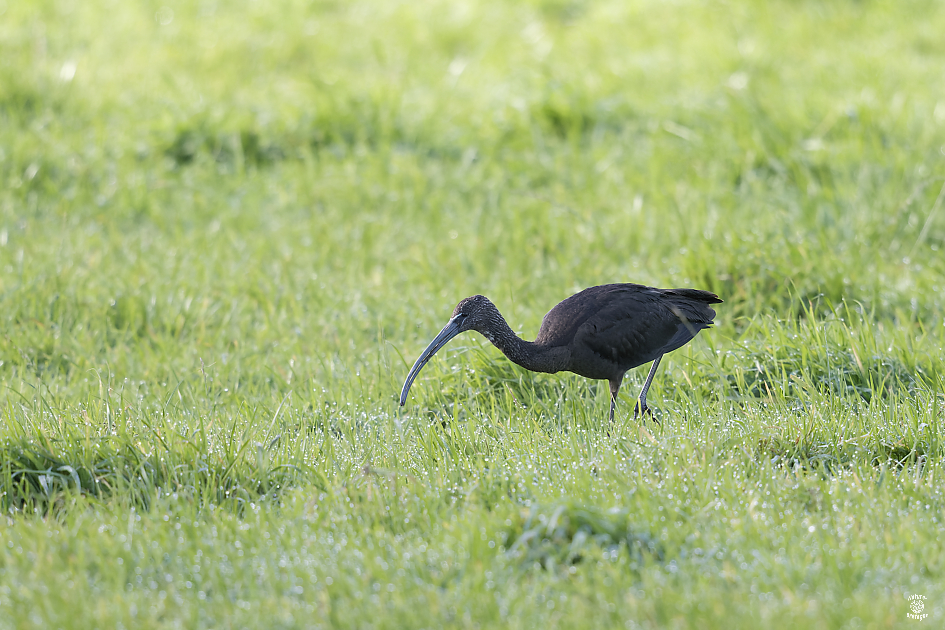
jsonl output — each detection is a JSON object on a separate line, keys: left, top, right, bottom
{"left": 534, "top": 284, "right": 656, "bottom": 346}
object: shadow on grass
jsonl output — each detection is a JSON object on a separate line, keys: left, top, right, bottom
{"left": 505, "top": 502, "right": 663, "bottom": 571}
{"left": 0, "top": 431, "right": 319, "bottom": 515}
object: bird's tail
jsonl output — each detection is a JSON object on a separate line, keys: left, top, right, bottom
{"left": 663, "top": 288, "right": 723, "bottom": 306}
{"left": 659, "top": 289, "right": 721, "bottom": 354}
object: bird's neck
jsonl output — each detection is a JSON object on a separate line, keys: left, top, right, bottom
{"left": 477, "top": 316, "right": 566, "bottom": 374}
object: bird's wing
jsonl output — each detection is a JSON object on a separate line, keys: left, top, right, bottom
{"left": 571, "top": 294, "right": 682, "bottom": 369}
{"left": 534, "top": 284, "right": 718, "bottom": 373}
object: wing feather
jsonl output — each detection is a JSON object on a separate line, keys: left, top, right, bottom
{"left": 533, "top": 284, "right": 719, "bottom": 379}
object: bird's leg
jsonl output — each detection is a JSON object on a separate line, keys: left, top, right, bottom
{"left": 634, "top": 355, "right": 663, "bottom": 425}
{"left": 608, "top": 377, "right": 623, "bottom": 426}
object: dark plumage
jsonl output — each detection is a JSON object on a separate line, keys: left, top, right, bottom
{"left": 400, "top": 283, "right": 721, "bottom": 422}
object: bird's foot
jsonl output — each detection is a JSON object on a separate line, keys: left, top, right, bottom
{"left": 633, "top": 400, "right": 661, "bottom": 427}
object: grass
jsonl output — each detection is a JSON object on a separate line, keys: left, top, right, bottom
{"left": 1, "top": 0, "right": 945, "bottom": 627}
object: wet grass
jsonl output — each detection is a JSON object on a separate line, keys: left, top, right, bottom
{"left": 2, "top": 0, "right": 945, "bottom": 627}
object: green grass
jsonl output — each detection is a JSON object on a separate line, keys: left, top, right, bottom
{"left": 2, "top": 0, "right": 945, "bottom": 627}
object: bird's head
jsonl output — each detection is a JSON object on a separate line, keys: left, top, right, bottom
{"left": 449, "top": 294, "right": 498, "bottom": 334}
{"left": 399, "top": 294, "right": 499, "bottom": 406}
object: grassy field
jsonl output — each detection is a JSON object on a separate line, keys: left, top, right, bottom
{"left": 2, "top": 0, "right": 945, "bottom": 627}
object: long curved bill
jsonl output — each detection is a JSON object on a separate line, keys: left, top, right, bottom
{"left": 399, "top": 315, "right": 465, "bottom": 406}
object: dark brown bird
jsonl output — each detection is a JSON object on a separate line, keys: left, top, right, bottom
{"left": 399, "top": 283, "right": 721, "bottom": 422}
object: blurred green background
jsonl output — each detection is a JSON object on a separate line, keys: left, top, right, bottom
{"left": 1, "top": 0, "right": 944, "bottom": 628}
